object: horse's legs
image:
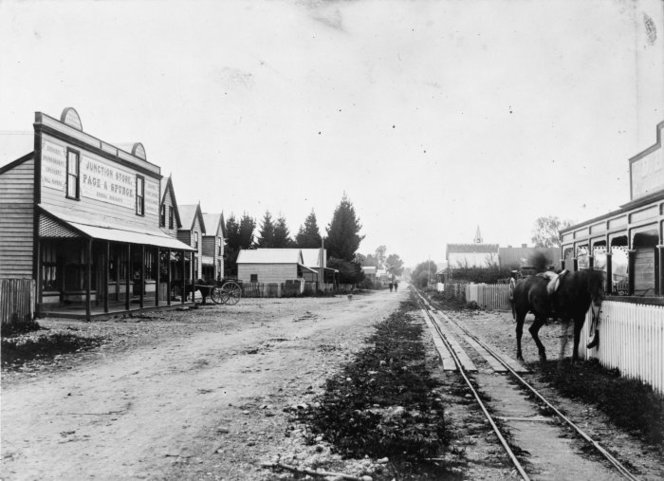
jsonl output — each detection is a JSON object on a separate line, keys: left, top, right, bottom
{"left": 558, "top": 319, "right": 572, "bottom": 368}
{"left": 516, "top": 312, "right": 525, "bottom": 361}
{"left": 529, "top": 315, "right": 547, "bottom": 362}
{"left": 572, "top": 315, "right": 584, "bottom": 363}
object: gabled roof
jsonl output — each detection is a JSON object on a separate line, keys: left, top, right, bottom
{"left": 160, "top": 176, "right": 182, "bottom": 229}
{"left": 0, "top": 131, "right": 34, "bottom": 170}
{"left": 202, "top": 213, "right": 224, "bottom": 237}
{"left": 179, "top": 203, "right": 206, "bottom": 234}
{"left": 301, "top": 248, "right": 326, "bottom": 268}
{"left": 0, "top": 152, "right": 34, "bottom": 175}
{"left": 446, "top": 243, "right": 499, "bottom": 254}
{"left": 237, "top": 248, "right": 304, "bottom": 265}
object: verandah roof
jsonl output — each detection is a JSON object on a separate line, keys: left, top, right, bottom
{"left": 39, "top": 205, "right": 195, "bottom": 251}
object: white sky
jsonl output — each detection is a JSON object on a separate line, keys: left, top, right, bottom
{"left": 1, "top": 0, "right": 663, "bottom": 267}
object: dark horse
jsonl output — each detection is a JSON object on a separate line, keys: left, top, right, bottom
{"left": 512, "top": 269, "right": 604, "bottom": 363}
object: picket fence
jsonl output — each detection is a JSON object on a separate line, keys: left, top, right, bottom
{"left": 465, "top": 283, "right": 511, "bottom": 310}
{"left": 580, "top": 301, "right": 664, "bottom": 395}
{"left": 0, "top": 279, "right": 35, "bottom": 329}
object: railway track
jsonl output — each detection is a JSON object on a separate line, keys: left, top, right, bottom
{"left": 413, "top": 287, "right": 640, "bottom": 481}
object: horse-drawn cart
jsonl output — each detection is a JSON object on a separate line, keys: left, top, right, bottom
{"left": 176, "top": 278, "right": 243, "bottom": 305}
{"left": 207, "top": 279, "right": 243, "bottom": 305}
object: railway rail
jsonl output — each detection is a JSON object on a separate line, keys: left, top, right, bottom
{"left": 412, "top": 287, "right": 640, "bottom": 481}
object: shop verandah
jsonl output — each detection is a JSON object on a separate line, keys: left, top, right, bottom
{"left": 37, "top": 211, "right": 196, "bottom": 320}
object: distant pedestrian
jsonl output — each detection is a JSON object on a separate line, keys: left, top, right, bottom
{"left": 394, "top": 281, "right": 398, "bottom": 292}
{"left": 389, "top": 282, "right": 393, "bottom": 292}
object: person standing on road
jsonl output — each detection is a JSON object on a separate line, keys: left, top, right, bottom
{"left": 389, "top": 282, "right": 393, "bottom": 292}
{"left": 394, "top": 281, "right": 398, "bottom": 292}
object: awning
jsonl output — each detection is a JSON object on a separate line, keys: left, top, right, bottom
{"left": 39, "top": 205, "right": 196, "bottom": 251}
{"left": 298, "top": 264, "right": 319, "bottom": 275}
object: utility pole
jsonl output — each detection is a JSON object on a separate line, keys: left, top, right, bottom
{"left": 318, "top": 236, "right": 325, "bottom": 293}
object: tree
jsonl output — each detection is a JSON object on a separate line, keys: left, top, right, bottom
{"left": 410, "top": 260, "right": 437, "bottom": 288}
{"left": 273, "top": 216, "right": 295, "bottom": 248}
{"left": 531, "top": 216, "right": 572, "bottom": 248}
{"left": 256, "top": 211, "right": 275, "bottom": 247}
{"left": 295, "top": 210, "right": 322, "bottom": 248}
{"left": 385, "top": 253, "right": 404, "bottom": 277}
{"left": 362, "top": 254, "right": 378, "bottom": 267}
{"left": 326, "top": 195, "right": 365, "bottom": 261}
{"left": 238, "top": 214, "right": 256, "bottom": 249}
{"left": 328, "top": 257, "right": 365, "bottom": 285}
{"left": 224, "top": 213, "right": 256, "bottom": 277}
{"left": 374, "top": 245, "right": 387, "bottom": 269}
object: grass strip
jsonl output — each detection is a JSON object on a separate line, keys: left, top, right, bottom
{"left": 540, "top": 359, "right": 664, "bottom": 446}
{"left": 299, "top": 304, "right": 449, "bottom": 462}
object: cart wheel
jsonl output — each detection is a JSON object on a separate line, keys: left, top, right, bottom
{"left": 210, "top": 286, "right": 223, "bottom": 304}
{"left": 222, "top": 282, "right": 242, "bottom": 305}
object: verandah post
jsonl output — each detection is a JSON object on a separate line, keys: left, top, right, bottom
{"left": 181, "top": 251, "right": 185, "bottom": 305}
{"left": 156, "top": 247, "right": 160, "bottom": 307}
{"left": 104, "top": 241, "right": 110, "bottom": 313}
{"left": 125, "top": 244, "right": 131, "bottom": 311}
{"left": 140, "top": 245, "right": 145, "bottom": 309}
{"left": 167, "top": 249, "right": 171, "bottom": 307}
{"left": 86, "top": 238, "right": 92, "bottom": 321}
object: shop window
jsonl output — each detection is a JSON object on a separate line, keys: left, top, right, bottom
{"left": 160, "top": 205, "right": 166, "bottom": 227}
{"left": 66, "top": 149, "right": 80, "bottom": 200}
{"left": 611, "top": 244, "right": 629, "bottom": 296}
{"left": 633, "top": 231, "right": 658, "bottom": 296}
{"left": 41, "top": 243, "right": 58, "bottom": 291}
{"left": 168, "top": 207, "right": 174, "bottom": 229}
{"left": 136, "top": 176, "right": 145, "bottom": 216}
{"left": 577, "top": 245, "right": 589, "bottom": 269}
{"left": 250, "top": 274, "right": 258, "bottom": 283}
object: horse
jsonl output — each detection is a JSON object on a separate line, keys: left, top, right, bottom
{"left": 170, "top": 278, "right": 215, "bottom": 304}
{"left": 512, "top": 269, "right": 604, "bottom": 363}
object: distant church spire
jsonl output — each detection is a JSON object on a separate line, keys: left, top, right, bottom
{"left": 474, "top": 225, "right": 483, "bottom": 244}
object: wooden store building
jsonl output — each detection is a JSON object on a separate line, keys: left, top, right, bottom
{"left": 560, "top": 121, "right": 664, "bottom": 302}
{"left": 0, "top": 108, "right": 196, "bottom": 320}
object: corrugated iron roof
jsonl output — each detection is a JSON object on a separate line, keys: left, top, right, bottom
{"left": 179, "top": 204, "right": 206, "bottom": 233}
{"left": 237, "top": 248, "right": 304, "bottom": 264}
{"left": 301, "top": 248, "right": 326, "bottom": 268}
{"left": 39, "top": 205, "right": 195, "bottom": 251}
{"left": 446, "top": 243, "right": 500, "bottom": 254}
{"left": 202, "top": 213, "right": 223, "bottom": 236}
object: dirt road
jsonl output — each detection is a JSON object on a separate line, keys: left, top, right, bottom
{"left": 2, "top": 290, "right": 404, "bottom": 481}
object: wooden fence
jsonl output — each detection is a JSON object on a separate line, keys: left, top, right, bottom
{"left": 1, "top": 278, "right": 35, "bottom": 330}
{"left": 465, "top": 283, "right": 511, "bottom": 310}
{"left": 242, "top": 281, "right": 336, "bottom": 298}
{"left": 579, "top": 301, "right": 664, "bottom": 395}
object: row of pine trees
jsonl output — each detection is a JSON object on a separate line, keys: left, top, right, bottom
{"left": 224, "top": 195, "right": 364, "bottom": 282}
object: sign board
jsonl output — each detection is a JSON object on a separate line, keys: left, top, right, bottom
{"left": 631, "top": 148, "right": 664, "bottom": 199}
{"left": 41, "top": 138, "right": 159, "bottom": 215}
{"left": 41, "top": 140, "right": 66, "bottom": 191}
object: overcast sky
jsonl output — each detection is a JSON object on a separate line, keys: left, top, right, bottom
{"left": 1, "top": 0, "right": 663, "bottom": 266}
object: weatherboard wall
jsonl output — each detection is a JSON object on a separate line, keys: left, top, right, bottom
{"left": 0, "top": 157, "right": 35, "bottom": 278}
{"left": 237, "top": 263, "right": 299, "bottom": 285}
